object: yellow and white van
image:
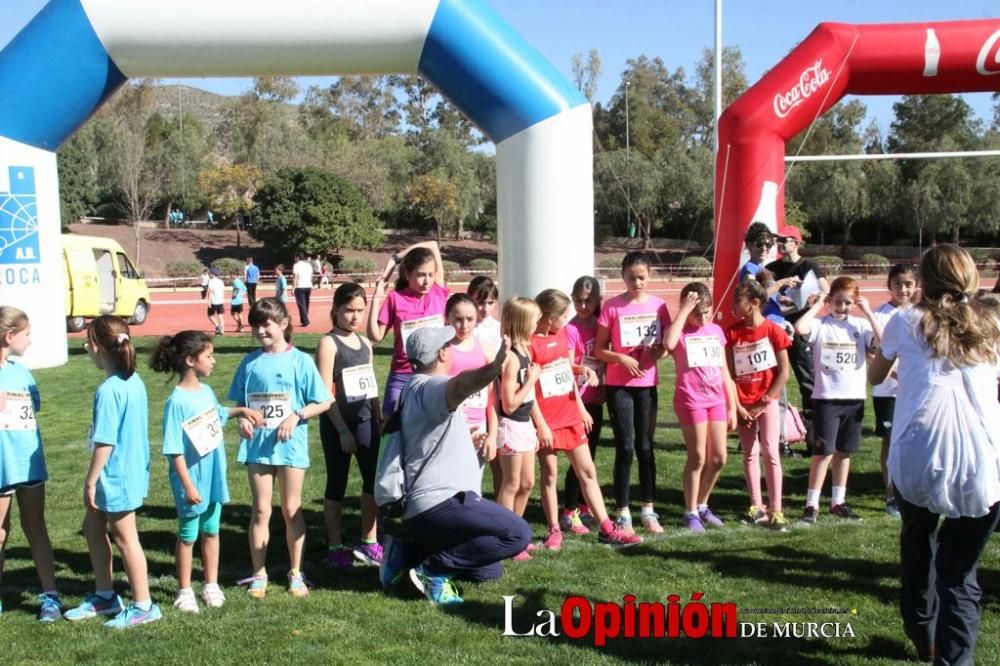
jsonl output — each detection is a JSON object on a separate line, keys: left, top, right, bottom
{"left": 62, "top": 234, "right": 151, "bottom": 332}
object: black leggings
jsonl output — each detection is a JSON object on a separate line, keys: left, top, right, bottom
{"left": 563, "top": 403, "right": 604, "bottom": 510}
{"left": 607, "top": 386, "right": 658, "bottom": 507}
{"left": 320, "top": 416, "right": 379, "bottom": 502}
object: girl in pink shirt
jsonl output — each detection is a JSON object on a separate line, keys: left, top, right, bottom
{"left": 367, "top": 241, "right": 448, "bottom": 416}
{"left": 664, "top": 282, "right": 737, "bottom": 533}
{"left": 595, "top": 252, "right": 671, "bottom": 534}
{"left": 445, "top": 294, "right": 498, "bottom": 460}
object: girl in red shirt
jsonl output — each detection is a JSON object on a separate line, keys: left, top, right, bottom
{"left": 725, "top": 278, "right": 791, "bottom": 531}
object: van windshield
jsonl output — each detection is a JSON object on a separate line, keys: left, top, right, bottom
{"left": 117, "top": 253, "right": 140, "bottom": 279}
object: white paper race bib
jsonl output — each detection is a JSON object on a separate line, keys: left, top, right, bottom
{"left": 685, "top": 336, "right": 724, "bottom": 369}
{"left": 0, "top": 392, "right": 36, "bottom": 431}
{"left": 248, "top": 392, "right": 291, "bottom": 429}
{"left": 820, "top": 341, "right": 859, "bottom": 373}
{"left": 181, "top": 406, "right": 224, "bottom": 457}
{"left": 342, "top": 365, "right": 379, "bottom": 403}
{"left": 619, "top": 313, "right": 660, "bottom": 348}
{"left": 462, "top": 387, "right": 489, "bottom": 411}
{"left": 539, "top": 358, "right": 574, "bottom": 398}
{"left": 734, "top": 338, "right": 777, "bottom": 377}
{"left": 580, "top": 356, "right": 604, "bottom": 387}
{"left": 400, "top": 314, "right": 444, "bottom": 347}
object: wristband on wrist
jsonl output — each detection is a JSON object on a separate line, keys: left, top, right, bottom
{"left": 294, "top": 408, "right": 308, "bottom": 422}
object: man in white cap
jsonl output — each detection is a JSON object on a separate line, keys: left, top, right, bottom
{"left": 379, "top": 326, "right": 531, "bottom": 604}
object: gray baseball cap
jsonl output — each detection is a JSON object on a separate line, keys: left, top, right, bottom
{"left": 405, "top": 325, "right": 456, "bottom": 369}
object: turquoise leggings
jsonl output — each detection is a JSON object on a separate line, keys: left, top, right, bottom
{"left": 177, "top": 502, "right": 223, "bottom": 543}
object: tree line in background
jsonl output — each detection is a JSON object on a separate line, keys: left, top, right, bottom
{"left": 56, "top": 46, "right": 1000, "bottom": 261}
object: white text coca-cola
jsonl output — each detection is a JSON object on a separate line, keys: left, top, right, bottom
{"left": 772, "top": 60, "right": 830, "bottom": 118}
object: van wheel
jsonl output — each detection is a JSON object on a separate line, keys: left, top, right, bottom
{"left": 130, "top": 301, "right": 149, "bottom": 325}
{"left": 66, "top": 316, "right": 86, "bottom": 332}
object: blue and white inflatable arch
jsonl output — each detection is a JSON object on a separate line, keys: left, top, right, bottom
{"left": 0, "top": 0, "right": 593, "bottom": 367}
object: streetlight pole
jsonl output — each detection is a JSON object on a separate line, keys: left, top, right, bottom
{"left": 625, "top": 79, "right": 631, "bottom": 237}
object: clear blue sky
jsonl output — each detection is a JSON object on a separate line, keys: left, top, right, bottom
{"left": 3, "top": 0, "right": 998, "bottom": 140}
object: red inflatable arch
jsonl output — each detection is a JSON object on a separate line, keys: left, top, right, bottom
{"left": 713, "top": 18, "right": 1000, "bottom": 322}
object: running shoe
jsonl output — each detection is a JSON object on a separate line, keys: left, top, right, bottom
{"left": 742, "top": 506, "right": 768, "bottom": 525}
{"left": 830, "top": 503, "right": 862, "bottom": 520}
{"left": 172, "top": 589, "right": 199, "bottom": 614}
{"left": 201, "top": 584, "right": 226, "bottom": 609}
{"left": 37, "top": 593, "right": 64, "bottom": 623}
{"left": 542, "top": 526, "right": 563, "bottom": 551}
{"left": 511, "top": 549, "right": 532, "bottom": 562}
{"left": 800, "top": 506, "right": 818, "bottom": 525}
{"left": 64, "top": 593, "right": 124, "bottom": 622}
{"left": 287, "top": 571, "right": 310, "bottom": 598}
{"left": 598, "top": 527, "right": 643, "bottom": 547}
{"left": 559, "top": 510, "right": 590, "bottom": 535}
{"left": 614, "top": 513, "right": 635, "bottom": 535}
{"left": 379, "top": 535, "right": 406, "bottom": 590}
{"left": 409, "top": 566, "right": 463, "bottom": 605}
{"left": 885, "top": 498, "right": 901, "bottom": 519}
{"left": 682, "top": 513, "right": 705, "bottom": 534}
{"left": 578, "top": 506, "right": 596, "bottom": 528}
{"left": 353, "top": 542, "right": 384, "bottom": 566}
{"left": 641, "top": 511, "right": 664, "bottom": 534}
{"left": 237, "top": 575, "right": 268, "bottom": 599}
{"left": 699, "top": 507, "right": 725, "bottom": 528}
{"left": 324, "top": 547, "right": 355, "bottom": 570}
{"left": 765, "top": 511, "right": 789, "bottom": 532}
{"left": 103, "top": 603, "right": 162, "bottom": 629}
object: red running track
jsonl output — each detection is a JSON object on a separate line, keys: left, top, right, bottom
{"left": 69, "top": 279, "right": 903, "bottom": 339}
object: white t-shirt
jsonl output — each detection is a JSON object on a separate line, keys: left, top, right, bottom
{"left": 881, "top": 306, "right": 1000, "bottom": 517}
{"left": 806, "top": 314, "right": 875, "bottom": 400}
{"left": 207, "top": 277, "right": 226, "bottom": 305}
{"left": 293, "top": 260, "right": 313, "bottom": 289}
{"left": 872, "top": 302, "right": 901, "bottom": 398}
{"left": 474, "top": 316, "right": 502, "bottom": 353}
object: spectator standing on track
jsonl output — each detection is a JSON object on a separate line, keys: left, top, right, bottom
{"left": 244, "top": 257, "right": 260, "bottom": 306}
{"left": 293, "top": 253, "right": 314, "bottom": 328}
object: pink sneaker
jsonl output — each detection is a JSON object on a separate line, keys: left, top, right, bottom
{"left": 559, "top": 509, "right": 590, "bottom": 535}
{"left": 598, "top": 527, "right": 643, "bottom": 548}
{"left": 543, "top": 527, "right": 563, "bottom": 551}
{"left": 525, "top": 542, "right": 540, "bottom": 552}
{"left": 641, "top": 511, "right": 664, "bottom": 534}
{"left": 511, "top": 549, "right": 532, "bottom": 562}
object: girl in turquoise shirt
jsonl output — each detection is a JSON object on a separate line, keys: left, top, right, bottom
{"left": 0, "top": 307, "right": 62, "bottom": 622}
{"left": 64, "top": 316, "right": 161, "bottom": 629}
{"left": 228, "top": 298, "right": 331, "bottom": 598}
{"left": 151, "top": 331, "right": 262, "bottom": 613}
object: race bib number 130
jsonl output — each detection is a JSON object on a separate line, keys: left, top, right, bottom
{"left": 685, "top": 336, "right": 724, "bottom": 369}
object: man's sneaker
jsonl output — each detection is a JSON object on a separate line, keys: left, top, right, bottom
{"left": 830, "top": 503, "right": 862, "bottom": 520}
{"left": 103, "top": 602, "right": 162, "bottom": 629}
{"left": 511, "top": 549, "right": 532, "bottom": 562}
{"left": 578, "top": 506, "right": 596, "bottom": 528}
{"left": 324, "top": 547, "right": 354, "bottom": 570}
{"left": 353, "top": 542, "right": 384, "bottom": 566}
{"left": 885, "top": 497, "right": 901, "bottom": 519}
{"left": 800, "top": 506, "right": 818, "bottom": 525}
{"left": 201, "top": 584, "right": 226, "bottom": 609}
{"left": 379, "top": 535, "right": 406, "bottom": 590}
{"left": 614, "top": 513, "right": 635, "bottom": 535}
{"left": 172, "top": 589, "right": 199, "bottom": 614}
{"left": 37, "top": 593, "right": 64, "bottom": 623}
{"left": 598, "top": 526, "right": 643, "bottom": 547}
{"left": 64, "top": 593, "right": 124, "bottom": 621}
{"left": 641, "top": 511, "right": 664, "bottom": 534}
{"left": 682, "top": 513, "right": 706, "bottom": 534}
{"left": 742, "top": 506, "right": 767, "bottom": 525}
{"left": 542, "top": 526, "right": 563, "bottom": 551}
{"left": 699, "top": 507, "right": 725, "bottom": 527}
{"left": 766, "top": 511, "right": 789, "bottom": 532}
{"left": 408, "top": 566, "right": 463, "bottom": 605}
{"left": 559, "top": 510, "right": 590, "bottom": 535}
{"left": 287, "top": 571, "right": 310, "bottom": 598}
{"left": 237, "top": 575, "right": 268, "bottom": 599}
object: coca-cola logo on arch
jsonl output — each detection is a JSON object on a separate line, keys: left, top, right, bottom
{"left": 773, "top": 60, "right": 830, "bottom": 118}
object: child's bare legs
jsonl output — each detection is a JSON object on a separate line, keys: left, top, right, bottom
{"left": 247, "top": 464, "right": 274, "bottom": 575}
{"left": 107, "top": 511, "right": 149, "bottom": 603}
{"left": 359, "top": 492, "right": 377, "bottom": 543}
{"left": 698, "top": 421, "right": 728, "bottom": 506}
{"left": 807, "top": 454, "right": 833, "bottom": 503}
{"left": 515, "top": 451, "right": 535, "bottom": 516}
{"left": 680, "top": 422, "right": 708, "bottom": 513}
{"left": 323, "top": 499, "right": 343, "bottom": 547}
{"left": 497, "top": 454, "right": 524, "bottom": 512}
{"left": 176, "top": 538, "right": 195, "bottom": 590}
{"left": 538, "top": 452, "right": 559, "bottom": 529}
{"left": 566, "top": 446, "right": 612, "bottom": 524}
{"left": 201, "top": 534, "right": 220, "bottom": 585}
{"left": 0, "top": 496, "right": 11, "bottom": 588}
{"left": 18, "top": 485, "right": 57, "bottom": 591}
{"left": 277, "top": 466, "right": 306, "bottom": 572}
{"left": 81, "top": 510, "right": 114, "bottom": 591}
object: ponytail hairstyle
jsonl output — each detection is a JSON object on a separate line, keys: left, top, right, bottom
{"left": 0, "top": 306, "right": 29, "bottom": 343}
{"left": 621, "top": 251, "right": 652, "bottom": 275}
{"left": 394, "top": 247, "right": 437, "bottom": 292}
{"left": 571, "top": 275, "right": 602, "bottom": 317}
{"left": 501, "top": 297, "right": 541, "bottom": 350}
{"left": 149, "top": 331, "right": 213, "bottom": 379}
{"left": 829, "top": 276, "right": 859, "bottom": 300}
{"left": 535, "top": 288, "right": 571, "bottom": 321}
{"left": 733, "top": 274, "right": 768, "bottom": 306}
{"left": 918, "top": 244, "right": 1000, "bottom": 367}
{"left": 87, "top": 315, "right": 136, "bottom": 378}
{"left": 680, "top": 281, "right": 713, "bottom": 307}
{"left": 249, "top": 297, "right": 294, "bottom": 343}
{"left": 446, "top": 292, "right": 477, "bottom": 318}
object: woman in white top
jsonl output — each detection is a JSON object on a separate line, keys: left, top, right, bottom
{"left": 869, "top": 244, "right": 1000, "bottom": 665}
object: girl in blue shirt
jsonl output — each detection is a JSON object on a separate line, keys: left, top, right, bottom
{"left": 65, "top": 316, "right": 161, "bottom": 629}
{"left": 228, "top": 299, "right": 331, "bottom": 598}
{"left": 0, "top": 307, "right": 62, "bottom": 622}
{"left": 151, "top": 331, "right": 262, "bottom": 613}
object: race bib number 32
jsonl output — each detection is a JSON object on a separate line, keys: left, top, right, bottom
{"left": 248, "top": 392, "right": 291, "bottom": 429}
{"left": 0, "top": 391, "right": 36, "bottom": 431}
{"left": 182, "top": 406, "right": 224, "bottom": 457}
{"left": 734, "top": 338, "right": 777, "bottom": 377}
{"left": 342, "top": 365, "right": 378, "bottom": 403}
{"left": 539, "top": 359, "right": 574, "bottom": 399}
{"left": 619, "top": 313, "right": 660, "bottom": 348}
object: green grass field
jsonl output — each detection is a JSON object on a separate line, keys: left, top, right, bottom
{"left": 0, "top": 333, "right": 997, "bottom": 665}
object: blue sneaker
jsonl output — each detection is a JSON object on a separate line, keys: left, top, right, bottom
{"left": 378, "top": 534, "right": 406, "bottom": 590}
{"left": 37, "top": 593, "right": 64, "bottom": 623}
{"left": 64, "top": 593, "right": 124, "bottom": 622}
{"left": 408, "top": 566, "right": 463, "bottom": 605}
{"left": 103, "top": 602, "right": 162, "bottom": 629}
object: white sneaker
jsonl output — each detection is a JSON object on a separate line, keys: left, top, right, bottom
{"left": 201, "top": 584, "right": 226, "bottom": 609}
{"left": 173, "top": 589, "right": 200, "bottom": 614}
